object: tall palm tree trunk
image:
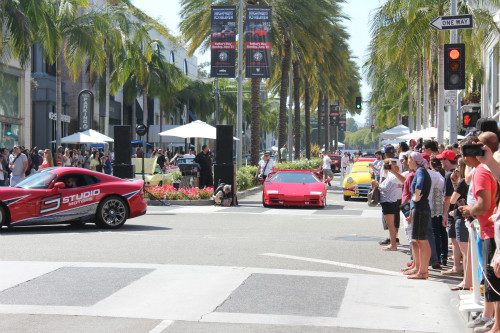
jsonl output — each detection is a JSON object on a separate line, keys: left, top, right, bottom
{"left": 423, "top": 54, "right": 430, "bottom": 129}
{"left": 408, "top": 67, "right": 413, "bottom": 132}
{"left": 293, "top": 62, "right": 300, "bottom": 160}
{"left": 317, "top": 91, "right": 323, "bottom": 146}
{"left": 250, "top": 78, "right": 261, "bottom": 165}
{"left": 416, "top": 57, "right": 422, "bottom": 131}
{"left": 277, "top": 38, "right": 291, "bottom": 162}
{"left": 304, "top": 77, "right": 311, "bottom": 159}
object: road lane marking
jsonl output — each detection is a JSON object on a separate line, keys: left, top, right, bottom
{"left": 261, "top": 253, "right": 400, "bottom": 276}
{"left": 149, "top": 319, "right": 173, "bottom": 333}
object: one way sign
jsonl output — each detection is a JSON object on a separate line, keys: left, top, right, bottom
{"left": 430, "top": 14, "right": 473, "bottom": 30}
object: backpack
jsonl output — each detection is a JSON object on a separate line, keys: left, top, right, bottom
{"left": 367, "top": 186, "right": 380, "bottom": 207}
{"left": 214, "top": 182, "right": 227, "bottom": 197}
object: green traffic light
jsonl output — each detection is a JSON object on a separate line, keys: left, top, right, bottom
{"left": 6, "top": 131, "right": 11, "bottom": 136}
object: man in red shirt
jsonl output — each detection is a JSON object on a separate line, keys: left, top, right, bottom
{"left": 460, "top": 131, "right": 499, "bottom": 332}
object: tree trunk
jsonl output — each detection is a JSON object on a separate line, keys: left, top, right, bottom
{"left": 293, "top": 62, "right": 301, "bottom": 160}
{"left": 408, "top": 67, "right": 413, "bottom": 132}
{"left": 250, "top": 78, "right": 261, "bottom": 165}
{"left": 277, "top": 37, "right": 291, "bottom": 162}
{"left": 304, "top": 77, "right": 311, "bottom": 159}
{"left": 317, "top": 90, "right": 323, "bottom": 147}
{"left": 416, "top": 56, "right": 422, "bottom": 131}
{"left": 423, "top": 53, "right": 430, "bottom": 129}
{"left": 132, "top": 99, "right": 137, "bottom": 140}
{"left": 56, "top": 51, "right": 63, "bottom": 149}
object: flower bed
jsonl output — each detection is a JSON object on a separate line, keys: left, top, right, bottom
{"left": 145, "top": 185, "right": 213, "bottom": 200}
{"left": 274, "top": 158, "right": 322, "bottom": 170}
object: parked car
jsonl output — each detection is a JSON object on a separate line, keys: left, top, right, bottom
{"left": 328, "top": 154, "right": 342, "bottom": 173}
{"left": 0, "top": 167, "right": 147, "bottom": 229}
{"left": 262, "top": 170, "right": 327, "bottom": 208}
{"left": 132, "top": 158, "right": 168, "bottom": 187}
{"left": 342, "top": 161, "right": 373, "bottom": 201}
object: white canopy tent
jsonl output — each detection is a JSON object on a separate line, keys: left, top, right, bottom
{"left": 51, "top": 132, "right": 106, "bottom": 144}
{"left": 81, "top": 129, "right": 114, "bottom": 142}
{"left": 379, "top": 125, "right": 410, "bottom": 141}
{"left": 332, "top": 140, "right": 345, "bottom": 148}
{"left": 397, "top": 127, "right": 465, "bottom": 140}
{"left": 159, "top": 120, "right": 239, "bottom": 140}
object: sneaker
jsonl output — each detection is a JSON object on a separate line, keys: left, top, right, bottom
{"left": 468, "top": 316, "right": 490, "bottom": 328}
{"left": 379, "top": 238, "right": 390, "bottom": 245}
{"left": 474, "top": 319, "right": 495, "bottom": 332}
{"left": 432, "top": 263, "right": 441, "bottom": 269}
{"left": 396, "top": 238, "right": 400, "bottom": 244}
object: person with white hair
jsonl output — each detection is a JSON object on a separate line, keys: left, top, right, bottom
{"left": 213, "top": 184, "right": 232, "bottom": 206}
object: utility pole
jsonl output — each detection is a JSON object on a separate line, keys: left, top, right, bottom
{"left": 236, "top": 0, "right": 244, "bottom": 166}
{"left": 449, "top": 0, "right": 458, "bottom": 144}
{"left": 214, "top": 78, "right": 219, "bottom": 126}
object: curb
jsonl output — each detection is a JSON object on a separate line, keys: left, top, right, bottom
{"left": 146, "top": 186, "right": 262, "bottom": 206}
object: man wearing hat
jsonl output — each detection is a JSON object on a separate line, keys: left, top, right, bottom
{"left": 8, "top": 145, "right": 28, "bottom": 186}
{"left": 255, "top": 152, "right": 276, "bottom": 182}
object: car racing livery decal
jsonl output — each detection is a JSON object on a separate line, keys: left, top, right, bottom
{"left": 40, "top": 194, "right": 62, "bottom": 214}
{"left": 62, "top": 189, "right": 100, "bottom": 206}
{"left": 3, "top": 195, "right": 30, "bottom": 206}
{"left": 123, "top": 190, "right": 140, "bottom": 200}
{"left": 13, "top": 201, "right": 100, "bottom": 226}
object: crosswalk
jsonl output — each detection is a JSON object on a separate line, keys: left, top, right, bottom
{"left": 0, "top": 260, "right": 466, "bottom": 333}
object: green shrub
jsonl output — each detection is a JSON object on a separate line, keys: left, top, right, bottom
{"left": 165, "top": 171, "right": 181, "bottom": 184}
{"left": 274, "top": 158, "right": 322, "bottom": 170}
{"left": 236, "top": 165, "right": 259, "bottom": 191}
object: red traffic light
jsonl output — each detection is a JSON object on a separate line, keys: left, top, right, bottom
{"left": 371, "top": 125, "right": 374, "bottom": 129}
{"left": 449, "top": 49, "right": 460, "bottom": 60}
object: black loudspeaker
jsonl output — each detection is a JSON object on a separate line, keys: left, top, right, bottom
{"left": 113, "top": 164, "right": 135, "bottom": 179}
{"left": 216, "top": 125, "right": 233, "bottom": 165}
{"left": 114, "top": 125, "right": 132, "bottom": 165}
{"left": 214, "top": 164, "right": 236, "bottom": 206}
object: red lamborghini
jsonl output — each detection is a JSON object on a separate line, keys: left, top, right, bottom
{"left": 0, "top": 167, "right": 147, "bottom": 229}
{"left": 262, "top": 170, "right": 327, "bottom": 208}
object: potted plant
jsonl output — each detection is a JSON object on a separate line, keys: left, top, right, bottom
{"left": 462, "top": 90, "right": 480, "bottom": 106}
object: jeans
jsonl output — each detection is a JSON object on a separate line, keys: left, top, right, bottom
{"left": 431, "top": 216, "right": 448, "bottom": 263}
{"left": 427, "top": 215, "right": 439, "bottom": 265}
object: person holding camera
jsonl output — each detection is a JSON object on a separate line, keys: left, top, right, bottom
{"left": 255, "top": 152, "right": 275, "bottom": 182}
{"left": 194, "top": 145, "right": 213, "bottom": 189}
{"left": 371, "top": 158, "right": 403, "bottom": 251}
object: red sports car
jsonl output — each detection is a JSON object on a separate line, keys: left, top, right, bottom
{"left": 0, "top": 167, "right": 147, "bottom": 229}
{"left": 262, "top": 170, "right": 327, "bottom": 208}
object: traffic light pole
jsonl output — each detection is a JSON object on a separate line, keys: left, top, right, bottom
{"left": 236, "top": 0, "right": 243, "bottom": 167}
{"left": 449, "top": 0, "right": 458, "bottom": 144}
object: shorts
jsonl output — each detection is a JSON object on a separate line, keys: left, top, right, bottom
{"left": 447, "top": 215, "right": 456, "bottom": 239}
{"left": 483, "top": 238, "right": 500, "bottom": 302}
{"left": 381, "top": 201, "right": 399, "bottom": 215}
{"left": 323, "top": 169, "right": 334, "bottom": 179}
{"left": 411, "top": 208, "right": 431, "bottom": 240}
{"left": 455, "top": 218, "right": 469, "bottom": 243}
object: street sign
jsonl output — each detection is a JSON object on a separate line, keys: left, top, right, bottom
{"left": 430, "top": 15, "right": 473, "bottom": 30}
{"left": 445, "top": 91, "right": 458, "bottom": 106}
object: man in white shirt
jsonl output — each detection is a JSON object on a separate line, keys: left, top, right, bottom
{"left": 256, "top": 152, "right": 276, "bottom": 181}
{"left": 369, "top": 151, "right": 383, "bottom": 181}
{"left": 322, "top": 151, "right": 334, "bottom": 186}
{"left": 9, "top": 145, "right": 28, "bottom": 186}
{"left": 341, "top": 152, "right": 350, "bottom": 174}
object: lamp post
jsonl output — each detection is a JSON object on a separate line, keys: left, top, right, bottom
{"left": 136, "top": 123, "right": 147, "bottom": 185}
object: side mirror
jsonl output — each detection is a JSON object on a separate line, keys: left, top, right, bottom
{"left": 53, "top": 182, "right": 66, "bottom": 190}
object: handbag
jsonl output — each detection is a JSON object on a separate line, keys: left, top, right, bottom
{"left": 399, "top": 199, "right": 411, "bottom": 216}
{"left": 367, "top": 186, "right": 380, "bottom": 207}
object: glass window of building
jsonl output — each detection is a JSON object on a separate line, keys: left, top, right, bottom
{"left": 0, "top": 73, "right": 20, "bottom": 118}
{"left": 170, "top": 51, "right": 175, "bottom": 64}
{"left": 183, "top": 59, "right": 188, "bottom": 75}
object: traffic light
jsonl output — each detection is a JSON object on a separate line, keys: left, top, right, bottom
{"left": 371, "top": 125, "right": 374, "bottom": 132}
{"left": 462, "top": 112, "right": 480, "bottom": 128}
{"left": 355, "top": 97, "right": 362, "bottom": 109}
{"left": 444, "top": 43, "right": 465, "bottom": 90}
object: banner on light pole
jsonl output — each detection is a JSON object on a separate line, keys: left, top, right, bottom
{"left": 210, "top": 6, "right": 236, "bottom": 78}
{"left": 245, "top": 6, "right": 272, "bottom": 78}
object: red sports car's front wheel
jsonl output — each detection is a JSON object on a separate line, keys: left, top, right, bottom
{"left": 95, "top": 196, "right": 129, "bottom": 229}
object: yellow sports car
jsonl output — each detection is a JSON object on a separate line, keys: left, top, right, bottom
{"left": 132, "top": 158, "right": 168, "bottom": 187}
{"left": 342, "top": 161, "right": 373, "bottom": 201}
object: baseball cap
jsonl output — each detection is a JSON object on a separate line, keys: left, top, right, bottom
{"left": 436, "top": 149, "right": 456, "bottom": 161}
{"left": 13, "top": 145, "right": 21, "bottom": 149}
{"left": 384, "top": 144, "right": 395, "bottom": 154}
{"left": 421, "top": 153, "right": 431, "bottom": 162}
{"left": 264, "top": 151, "right": 270, "bottom": 156}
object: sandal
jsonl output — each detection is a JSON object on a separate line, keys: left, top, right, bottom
{"left": 403, "top": 269, "right": 418, "bottom": 275}
{"left": 382, "top": 246, "right": 397, "bottom": 251}
{"left": 451, "top": 284, "right": 470, "bottom": 291}
{"left": 401, "top": 266, "right": 414, "bottom": 272}
{"left": 407, "top": 272, "right": 429, "bottom": 280}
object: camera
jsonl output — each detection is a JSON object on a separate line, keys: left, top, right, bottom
{"left": 383, "top": 164, "right": 392, "bottom": 170}
{"left": 462, "top": 144, "right": 485, "bottom": 157}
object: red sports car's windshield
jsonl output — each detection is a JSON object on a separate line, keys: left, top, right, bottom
{"left": 268, "top": 172, "right": 320, "bottom": 184}
{"left": 14, "top": 172, "right": 57, "bottom": 189}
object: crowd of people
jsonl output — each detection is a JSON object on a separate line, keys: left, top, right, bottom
{"left": 367, "top": 119, "right": 500, "bottom": 333}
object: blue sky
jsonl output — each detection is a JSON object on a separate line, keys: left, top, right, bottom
{"left": 132, "top": 0, "right": 382, "bottom": 126}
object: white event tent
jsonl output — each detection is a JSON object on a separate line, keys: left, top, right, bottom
{"left": 159, "top": 120, "right": 239, "bottom": 140}
{"left": 397, "top": 127, "right": 465, "bottom": 140}
{"left": 379, "top": 125, "right": 410, "bottom": 141}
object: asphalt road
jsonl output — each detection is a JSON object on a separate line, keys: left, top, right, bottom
{"left": 0, "top": 176, "right": 471, "bottom": 333}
